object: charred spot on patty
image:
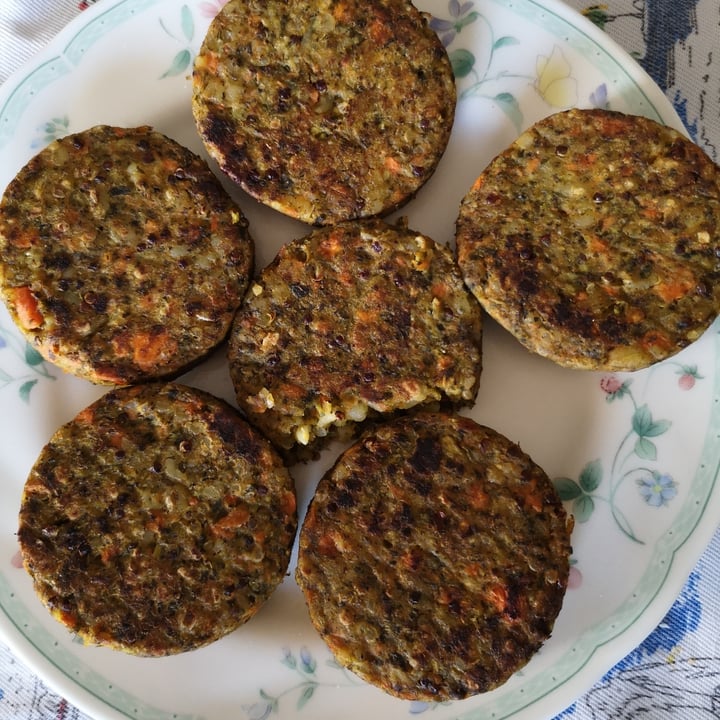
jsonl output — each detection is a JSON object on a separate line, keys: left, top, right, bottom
{"left": 456, "top": 108, "right": 720, "bottom": 371}
{"left": 192, "top": 0, "right": 456, "bottom": 225}
{"left": 18, "top": 383, "right": 296, "bottom": 657}
{"left": 296, "top": 412, "right": 573, "bottom": 700}
{"left": 0, "top": 125, "right": 254, "bottom": 385}
{"left": 227, "top": 218, "right": 482, "bottom": 459}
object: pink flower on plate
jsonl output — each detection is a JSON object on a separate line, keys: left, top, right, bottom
{"left": 199, "top": 0, "right": 229, "bottom": 19}
{"left": 600, "top": 375, "right": 623, "bottom": 395}
{"left": 676, "top": 364, "right": 703, "bottom": 390}
{"left": 600, "top": 374, "right": 630, "bottom": 402}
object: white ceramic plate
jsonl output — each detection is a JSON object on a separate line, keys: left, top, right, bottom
{"left": 1, "top": 1, "right": 719, "bottom": 719}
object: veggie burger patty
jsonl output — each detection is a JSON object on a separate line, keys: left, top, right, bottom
{"left": 227, "top": 218, "right": 482, "bottom": 457}
{"left": 18, "top": 383, "right": 297, "bottom": 656}
{"left": 192, "top": 0, "right": 456, "bottom": 225}
{"left": 456, "top": 108, "right": 720, "bottom": 371}
{"left": 0, "top": 125, "right": 254, "bottom": 385}
{"left": 296, "top": 411, "right": 573, "bottom": 700}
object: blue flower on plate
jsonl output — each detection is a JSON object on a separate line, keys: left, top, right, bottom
{"left": 589, "top": 82, "right": 609, "bottom": 108}
{"left": 299, "top": 646, "right": 316, "bottom": 674}
{"left": 429, "top": 0, "right": 478, "bottom": 48}
{"left": 637, "top": 471, "right": 677, "bottom": 507}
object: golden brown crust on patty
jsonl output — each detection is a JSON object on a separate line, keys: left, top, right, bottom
{"left": 18, "top": 383, "right": 297, "bottom": 656}
{"left": 456, "top": 108, "right": 720, "bottom": 371}
{"left": 227, "top": 219, "right": 482, "bottom": 457}
{"left": 0, "top": 125, "right": 254, "bottom": 385}
{"left": 296, "top": 412, "right": 573, "bottom": 700}
{"left": 192, "top": 0, "right": 456, "bottom": 225}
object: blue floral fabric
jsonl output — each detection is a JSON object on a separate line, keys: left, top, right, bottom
{"left": 1, "top": 1, "right": 719, "bottom": 719}
{"left": 553, "top": 531, "right": 720, "bottom": 719}
{"left": 564, "top": 0, "right": 720, "bottom": 164}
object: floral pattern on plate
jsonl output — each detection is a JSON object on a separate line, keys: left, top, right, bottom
{"left": 0, "top": 320, "right": 56, "bottom": 403}
{"left": 430, "top": 0, "right": 579, "bottom": 130}
{"left": 0, "top": 2, "right": 717, "bottom": 720}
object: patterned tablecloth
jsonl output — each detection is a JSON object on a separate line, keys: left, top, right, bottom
{"left": 1, "top": 1, "right": 719, "bottom": 718}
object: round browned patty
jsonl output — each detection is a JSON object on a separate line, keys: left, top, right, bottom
{"left": 456, "top": 108, "right": 720, "bottom": 371}
{"left": 192, "top": 0, "right": 456, "bottom": 226}
{"left": 295, "top": 412, "right": 573, "bottom": 700}
{"left": 227, "top": 219, "right": 482, "bottom": 458}
{"left": 0, "top": 125, "right": 254, "bottom": 385}
{"left": 18, "top": 383, "right": 297, "bottom": 656}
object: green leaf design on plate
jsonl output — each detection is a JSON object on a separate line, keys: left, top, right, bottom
{"left": 573, "top": 494, "right": 595, "bottom": 523}
{"left": 493, "top": 35, "right": 519, "bottom": 49}
{"left": 301, "top": 654, "right": 316, "bottom": 675}
{"left": 0, "top": 323, "right": 55, "bottom": 400}
{"left": 493, "top": 92, "right": 523, "bottom": 132}
{"left": 631, "top": 404, "right": 671, "bottom": 438}
{"left": 158, "top": 5, "right": 195, "bottom": 79}
{"left": 553, "top": 477, "right": 583, "bottom": 501}
{"left": 162, "top": 49, "right": 192, "bottom": 78}
{"left": 24, "top": 343, "right": 44, "bottom": 366}
{"left": 449, "top": 48, "right": 475, "bottom": 78}
{"left": 281, "top": 649, "right": 297, "bottom": 670}
{"left": 456, "top": 10, "right": 480, "bottom": 31}
{"left": 18, "top": 379, "right": 38, "bottom": 403}
{"left": 296, "top": 684, "right": 316, "bottom": 710}
{"left": 181, "top": 4, "right": 194, "bottom": 41}
{"left": 248, "top": 647, "right": 359, "bottom": 718}
{"left": 634, "top": 436, "right": 658, "bottom": 461}
{"left": 556, "top": 367, "right": 687, "bottom": 544}
{"left": 555, "top": 460, "right": 603, "bottom": 524}
{"left": 579, "top": 458, "right": 603, "bottom": 492}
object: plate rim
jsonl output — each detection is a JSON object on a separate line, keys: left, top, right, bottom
{"left": 0, "top": 1, "right": 717, "bottom": 720}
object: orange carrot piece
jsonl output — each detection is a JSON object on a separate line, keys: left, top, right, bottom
{"left": 131, "top": 330, "right": 175, "bottom": 369}
{"left": 211, "top": 506, "right": 251, "bottom": 539}
{"left": 11, "top": 286, "right": 43, "bottom": 329}
{"left": 653, "top": 269, "right": 695, "bottom": 303}
{"left": 487, "top": 583, "right": 508, "bottom": 613}
{"left": 280, "top": 490, "right": 296, "bottom": 517}
{"left": 384, "top": 156, "right": 402, "bottom": 174}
